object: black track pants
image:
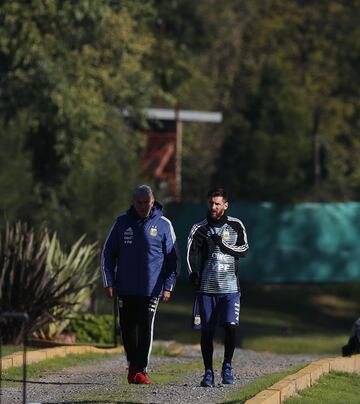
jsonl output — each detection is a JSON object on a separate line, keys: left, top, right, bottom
{"left": 118, "top": 295, "right": 159, "bottom": 372}
{"left": 201, "top": 323, "right": 237, "bottom": 370}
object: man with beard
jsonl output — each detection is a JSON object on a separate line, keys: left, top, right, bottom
{"left": 187, "top": 188, "right": 248, "bottom": 387}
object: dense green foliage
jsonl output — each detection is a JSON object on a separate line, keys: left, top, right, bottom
{"left": 212, "top": 1, "right": 360, "bottom": 202}
{"left": 0, "top": 0, "right": 158, "bottom": 241}
{"left": 66, "top": 314, "right": 114, "bottom": 344}
{"left": 0, "top": 222, "right": 98, "bottom": 344}
{"left": 158, "top": 1, "right": 360, "bottom": 202}
{"left": 1, "top": 0, "right": 359, "bottom": 242}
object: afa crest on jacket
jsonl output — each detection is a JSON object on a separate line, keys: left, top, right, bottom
{"left": 101, "top": 202, "right": 180, "bottom": 297}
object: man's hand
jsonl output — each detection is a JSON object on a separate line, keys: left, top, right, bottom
{"left": 210, "top": 232, "right": 223, "bottom": 247}
{"left": 162, "top": 290, "right": 171, "bottom": 302}
{"left": 106, "top": 287, "right": 114, "bottom": 298}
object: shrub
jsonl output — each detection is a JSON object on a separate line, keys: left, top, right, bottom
{"left": 66, "top": 314, "right": 114, "bottom": 345}
{"left": 36, "top": 233, "right": 98, "bottom": 339}
{"left": 0, "top": 222, "right": 98, "bottom": 344}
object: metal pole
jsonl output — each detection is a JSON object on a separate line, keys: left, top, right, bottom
{"left": 175, "top": 108, "right": 182, "bottom": 202}
{"left": 0, "top": 318, "right": 2, "bottom": 404}
{"left": 312, "top": 109, "right": 322, "bottom": 188}
{"left": 314, "top": 132, "right": 321, "bottom": 187}
{"left": 0, "top": 312, "right": 29, "bottom": 404}
{"left": 22, "top": 314, "right": 29, "bottom": 404}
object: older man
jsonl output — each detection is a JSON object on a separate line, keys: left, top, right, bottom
{"left": 101, "top": 185, "right": 179, "bottom": 384}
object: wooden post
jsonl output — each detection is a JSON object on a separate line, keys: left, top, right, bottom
{"left": 175, "top": 109, "right": 182, "bottom": 202}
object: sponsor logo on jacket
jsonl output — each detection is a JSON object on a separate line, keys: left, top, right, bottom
{"left": 124, "top": 227, "right": 133, "bottom": 244}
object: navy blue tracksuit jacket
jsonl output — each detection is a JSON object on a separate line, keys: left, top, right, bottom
{"left": 101, "top": 202, "right": 180, "bottom": 297}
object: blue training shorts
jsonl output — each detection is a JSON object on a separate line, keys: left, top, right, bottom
{"left": 192, "top": 292, "right": 241, "bottom": 330}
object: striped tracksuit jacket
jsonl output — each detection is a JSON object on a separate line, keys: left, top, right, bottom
{"left": 187, "top": 214, "right": 249, "bottom": 294}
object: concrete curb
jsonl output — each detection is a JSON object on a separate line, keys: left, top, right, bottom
{"left": 2, "top": 344, "right": 359, "bottom": 403}
{"left": 1, "top": 345, "right": 123, "bottom": 370}
{"left": 245, "top": 354, "right": 360, "bottom": 403}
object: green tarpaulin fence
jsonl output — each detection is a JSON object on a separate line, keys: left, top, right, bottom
{"left": 167, "top": 202, "right": 360, "bottom": 282}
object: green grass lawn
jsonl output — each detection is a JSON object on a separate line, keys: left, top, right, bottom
{"left": 284, "top": 371, "right": 360, "bottom": 404}
{"left": 1, "top": 352, "right": 115, "bottom": 388}
{"left": 222, "top": 364, "right": 305, "bottom": 403}
{"left": 154, "top": 281, "right": 360, "bottom": 355}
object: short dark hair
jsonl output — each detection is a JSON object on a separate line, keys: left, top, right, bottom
{"left": 207, "top": 188, "right": 228, "bottom": 202}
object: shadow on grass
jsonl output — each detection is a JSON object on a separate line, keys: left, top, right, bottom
{"left": 154, "top": 280, "right": 360, "bottom": 348}
{"left": 42, "top": 402, "right": 142, "bottom": 404}
{"left": 1, "top": 378, "right": 102, "bottom": 385}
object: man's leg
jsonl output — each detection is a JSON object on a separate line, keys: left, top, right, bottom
{"left": 135, "top": 296, "right": 159, "bottom": 383}
{"left": 198, "top": 294, "right": 217, "bottom": 387}
{"left": 221, "top": 323, "right": 237, "bottom": 384}
{"left": 200, "top": 328, "right": 216, "bottom": 387}
{"left": 201, "top": 328, "right": 215, "bottom": 370}
{"left": 224, "top": 323, "right": 237, "bottom": 363}
{"left": 219, "top": 292, "right": 240, "bottom": 384}
{"left": 118, "top": 296, "right": 138, "bottom": 383}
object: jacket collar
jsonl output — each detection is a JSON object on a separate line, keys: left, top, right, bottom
{"left": 128, "top": 201, "right": 163, "bottom": 222}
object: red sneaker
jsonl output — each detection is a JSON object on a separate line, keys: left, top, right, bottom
{"left": 127, "top": 366, "right": 137, "bottom": 384}
{"left": 134, "top": 371, "right": 151, "bottom": 384}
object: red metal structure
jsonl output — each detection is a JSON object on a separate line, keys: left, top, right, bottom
{"left": 143, "top": 131, "right": 177, "bottom": 199}
{"left": 141, "top": 108, "right": 222, "bottom": 201}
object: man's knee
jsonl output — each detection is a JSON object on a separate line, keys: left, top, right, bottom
{"left": 224, "top": 322, "right": 237, "bottom": 331}
{"left": 201, "top": 328, "right": 215, "bottom": 338}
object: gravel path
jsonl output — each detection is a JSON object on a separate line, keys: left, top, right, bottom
{"left": 1, "top": 343, "right": 319, "bottom": 404}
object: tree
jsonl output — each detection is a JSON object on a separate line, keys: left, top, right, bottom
{"left": 212, "top": 0, "right": 360, "bottom": 201}
{"left": 217, "top": 61, "right": 311, "bottom": 202}
{"left": 0, "top": 0, "right": 159, "bottom": 240}
{"left": 0, "top": 114, "right": 35, "bottom": 222}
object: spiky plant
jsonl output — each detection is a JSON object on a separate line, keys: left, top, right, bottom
{"left": 0, "top": 222, "right": 98, "bottom": 344}
{"left": 35, "top": 233, "right": 98, "bottom": 339}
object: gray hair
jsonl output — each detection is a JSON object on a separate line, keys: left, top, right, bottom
{"left": 132, "top": 185, "right": 154, "bottom": 200}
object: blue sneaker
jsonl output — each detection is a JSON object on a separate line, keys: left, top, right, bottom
{"left": 221, "top": 362, "right": 234, "bottom": 384}
{"left": 200, "top": 369, "right": 215, "bottom": 387}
